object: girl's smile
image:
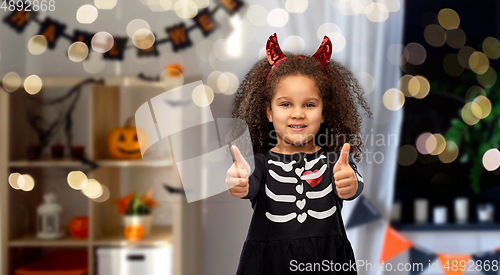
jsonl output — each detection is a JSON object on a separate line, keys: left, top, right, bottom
{"left": 266, "top": 74, "right": 325, "bottom": 154}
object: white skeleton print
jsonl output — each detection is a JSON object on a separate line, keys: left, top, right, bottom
{"left": 265, "top": 154, "right": 338, "bottom": 224}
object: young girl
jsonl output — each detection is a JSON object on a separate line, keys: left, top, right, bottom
{"left": 226, "top": 33, "right": 372, "bottom": 274}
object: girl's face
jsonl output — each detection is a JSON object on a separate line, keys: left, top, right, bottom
{"left": 266, "top": 74, "right": 325, "bottom": 152}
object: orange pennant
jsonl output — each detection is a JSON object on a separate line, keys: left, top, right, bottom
{"left": 380, "top": 226, "right": 413, "bottom": 263}
{"left": 438, "top": 254, "right": 470, "bottom": 275}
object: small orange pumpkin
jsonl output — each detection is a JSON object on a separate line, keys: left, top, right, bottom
{"left": 69, "top": 216, "right": 89, "bottom": 239}
{"left": 166, "top": 63, "right": 183, "bottom": 77}
{"left": 124, "top": 225, "right": 145, "bottom": 241}
{"left": 107, "top": 118, "right": 147, "bottom": 159}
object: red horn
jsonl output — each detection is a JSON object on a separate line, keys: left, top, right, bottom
{"left": 266, "top": 33, "right": 287, "bottom": 66}
{"left": 311, "top": 36, "right": 332, "bottom": 68}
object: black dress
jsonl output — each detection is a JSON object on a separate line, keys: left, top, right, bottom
{"left": 236, "top": 147, "right": 364, "bottom": 275}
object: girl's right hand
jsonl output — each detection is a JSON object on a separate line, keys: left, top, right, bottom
{"left": 227, "top": 145, "right": 251, "bottom": 198}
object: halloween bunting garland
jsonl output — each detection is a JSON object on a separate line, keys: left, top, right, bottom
{"left": 2, "top": 0, "right": 244, "bottom": 61}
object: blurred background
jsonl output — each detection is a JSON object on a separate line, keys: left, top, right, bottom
{"left": 0, "top": 0, "right": 499, "bottom": 274}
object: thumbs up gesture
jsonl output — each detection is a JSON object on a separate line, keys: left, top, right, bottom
{"left": 333, "top": 143, "right": 357, "bottom": 200}
{"left": 227, "top": 145, "right": 252, "bottom": 198}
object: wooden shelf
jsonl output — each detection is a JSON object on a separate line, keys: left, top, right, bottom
{"left": 9, "top": 234, "right": 89, "bottom": 247}
{"left": 391, "top": 222, "right": 500, "bottom": 231}
{"left": 94, "top": 226, "right": 173, "bottom": 247}
{"left": 9, "top": 159, "right": 173, "bottom": 168}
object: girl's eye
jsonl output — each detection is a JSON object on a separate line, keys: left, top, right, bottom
{"left": 281, "top": 103, "right": 290, "bottom": 107}
{"left": 305, "top": 103, "right": 315, "bottom": 107}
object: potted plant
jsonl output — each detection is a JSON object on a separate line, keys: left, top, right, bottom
{"left": 114, "top": 189, "right": 158, "bottom": 241}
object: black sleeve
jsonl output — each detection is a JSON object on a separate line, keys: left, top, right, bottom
{"left": 331, "top": 150, "right": 364, "bottom": 201}
{"left": 240, "top": 153, "right": 265, "bottom": 201}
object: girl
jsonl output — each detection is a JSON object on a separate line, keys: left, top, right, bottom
{"left": 226, "top": 33, "right": 372, "bottom": 275}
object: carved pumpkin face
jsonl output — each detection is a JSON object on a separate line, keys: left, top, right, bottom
{"left": 107, "top": 126, "right": 147, "bottom": 159}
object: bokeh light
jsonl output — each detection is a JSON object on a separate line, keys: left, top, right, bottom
{"left": 438, "top": 141, "right": 459, "bottom": 163}
{"left": 93, "top": 184, "right": 110, "bottom": 202}
{"left": 282, "top": 35, "right": 305, "bottom": 54}
{"left": 424, "top": 134, "right": 437, "bottom": 155}
{"left": 462, "top": 102, "right": 481, "bottom": 125}
{"left": 192, "top": 84, "right": 214, "bottom": 107}
{"left": 445, "top": 28, "right": 466, "bottom": 49}
{"left": 217, "top": 72, "right": 239, "bottom": 95}
{"left": 387, "top": 44, "right": 407, "bottom": 66}
{"left": 247, "top": 5, "right": 268, "bottom": 26}
{"left": 411, "top": 75, "right": 430, "bottom": 99}
{"left": 398, "top": 74, "right": 413, "bottom": 97}
{"left": 457, "top": 46, "right": 475, "bottom": 69}
{"left": 195, "top": 40, "right": 214, "bottom": 62}
{"left": 160, "top": 0, "right": 172, "bottom": 10}
{"left": 429, "top": 134, "right": 446, "bottom": 155}
{"left": 2, "top": 72, "right": 21, "bottom": 92}
{"left": 83, "top": 52, "right": 106, "bottom": 74}
{"left": 21, "top": 174, "right": 35, "bottom": 191}
{"left": 365, "top": 3, "right": 389, "bottom": 22}
{"left": 330, "top": 32, "right": 347, "bottom": 53}
{"left": 174, "top": 0, "right": 198, "bottom": 19}
{"left": 351, "top": 0, "right": 373, "bottom": 15}
{"left": 94, "top": 0, "right": 117, "bottom": 9}
{"left": 483, "top": 149, "right": 500, "bottom": 171}
{"left": 77, "top": 5, "right": 98, "bottom": 24}
{"left": 438, "top": 8, "right": 460, "bottom": 30}
{"left": 24, "top": 75, "right": 43, "bottom": 95}
{"left": 477, "top": 67, "right": 497, "bottom": 88}
{"left": 355, "top": 72, "right": 375, "bottom": 94}
{"left": 207, "top": 70, "right": 223, "bottom": 93}
{"left": 382, "top": 88, "right": 405, "bottom": 111}
{"left": 127, "top": 19, "right": 151, "bottom": 38}
{"left": 465, "top": 85, "right": 486, "bottom": 102}
{"left": 473, "top": 95, "right": 491, "bottom": 119}
{"left": 443, "top": 53, "right": 463, "bottom": 77}
{"left": 132, "top": 29, "right": 155, "bottom": 50}
{"left": 68, "top": 42, "right": 89, "bottom": 62}
{"left": 416, "top": 132, "right": 433, "bottom": 154}
{"left": 398, "top": 144, "right": 418, "bottom": 166}
{"left": 424, "top": 24, "right": 446, "bottom": 47}
{"left": 212, "top": 39, "right": 233, "bottom": 62}
{"left": 27, "top": 35, "right": 47, "bottom": 55}
{"left": 469, "top": 51, "right": 489, "bottom": 75}
{"left": 285, "top": 0, "right": 308, "bottom": 13}
{"left": 82, "top": 179, "right": 102, "bottom": 199}
{"left": 67, "top": 171, "right": 88, "bottom": 190}
{"left": 404, "top": 43, "right": 426, "bottom": 65}
{"left": 377, "top": 0, "right": 400, "bottom": 12}
{"left": 482, "top": 37, "right": 500, "bottom": 60}
{"left": 267, "top": 8, "right": 289, "bottom": 27}
{"left": 91, "top": 32, "right": 114, "bottom": 53}
{"left": 317, "top": 23, "right": 341, "bottom": 41}
{"left": 8, "top": 173, "right": 24, "bottom": 190}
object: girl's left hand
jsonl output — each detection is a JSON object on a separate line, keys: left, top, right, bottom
{"left": 333, "top": 143, "right": 357, "bottom": 200}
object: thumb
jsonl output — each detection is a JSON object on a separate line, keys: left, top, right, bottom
{"left": 334, "top": 143, "right": 350, "bottom": 171}
{"left": 231, "top": 145, "right": 250, "bottom": 173}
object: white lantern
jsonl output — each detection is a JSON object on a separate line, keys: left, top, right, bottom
{"left": 37, "top": 192, "right": 64, "bottom": 239}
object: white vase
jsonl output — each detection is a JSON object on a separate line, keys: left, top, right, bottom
{"left": 122, "top": 214, "right": 153, "bottom": 236}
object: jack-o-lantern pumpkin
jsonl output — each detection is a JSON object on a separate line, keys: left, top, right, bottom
{"left": 107, "top": 118, "right": 148, "bottom": 159}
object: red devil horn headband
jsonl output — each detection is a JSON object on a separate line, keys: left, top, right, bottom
{"left": 265, "top": 33, "right": 332, "bottom": 86}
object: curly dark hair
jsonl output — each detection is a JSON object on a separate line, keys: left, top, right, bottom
{"left": 231, "top": 53, "right": 372, "bottom": 162}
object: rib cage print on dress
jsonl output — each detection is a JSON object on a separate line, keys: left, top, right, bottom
{"left": 265, "top": 153, "right": 337, "bottom": 224}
